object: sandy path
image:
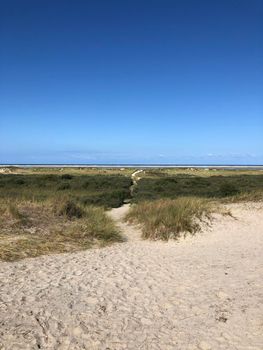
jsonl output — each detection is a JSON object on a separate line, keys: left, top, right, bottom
{"left": 108, "top": 204, "right": 142, "bottom": 242}
{"left": 130, "top": 169, "right": 143, "bottom": 196}
{"left": 0, "top": 203, "right": 263, "bottom": 350}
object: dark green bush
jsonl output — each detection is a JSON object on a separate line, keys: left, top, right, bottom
{"left": 15, "top": 179, "right": 25, "bottom": 185}
{"left": 0, "top": 174, "right": 131, "bottom": 208}
{"left": 132, "top": 174, "right": 263, "bottom": 202}
{"left": 57, "top": 183, "right": 71, "bottom": 191}
{"left": 61, "top": 174, "right": 73, "bottom": 180}
{"left": 44, "top": 174, "right": 57, "bottom": 181}
{"left": 219, "top": 183, "right": 240, "bottom": 197}
{"left": 81, "top": 189, "right": 130, "bottom": 208}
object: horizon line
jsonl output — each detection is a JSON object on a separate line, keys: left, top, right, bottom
{"left": 1, "top": 163, "right": 263, "bottom": 168}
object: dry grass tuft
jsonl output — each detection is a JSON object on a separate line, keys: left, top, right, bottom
{"left": 226, "top": 190, "right": 263, "bottom": 203}
{"left": 0, "top": 201, "right": 123, "bottom": 262}
{"left": 126, "top": 197, "right": 213, "bottom": 240}
{"left": 8, "top": 204, "right": 30, "bottom": 226}
{"left": 55, "top": 199, "right": 84, "bottom": 219}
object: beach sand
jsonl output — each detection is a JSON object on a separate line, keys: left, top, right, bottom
{"left": 0, "top": 203, "right": 262, "bottom": 349}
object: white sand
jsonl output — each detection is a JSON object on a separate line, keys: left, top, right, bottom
{"left": 0, "top": 203, "right": 262, "bottom": 350}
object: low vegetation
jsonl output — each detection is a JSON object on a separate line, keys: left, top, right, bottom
{"left": 0, "top": 172, "right": 132, "bottom": 208}
{"left": 127, "top": 168, "right": 262, "bottom": 240}
{"left": 56, "top": 199, "right": 85, "bottom": 219}
{"left": 132, "top": 169, "right": 263, "bottom": 203}
{"left": 126, "top": 197, "right": 212, "bottom": 240}
{"left": 0, "top": 199, "right": 123, "bottom": 262}
{"left": 0, "top": 167, "right": 262, "bottom": 259}
{"left": 0, "top": 168, "right": 131, "bottom": 261}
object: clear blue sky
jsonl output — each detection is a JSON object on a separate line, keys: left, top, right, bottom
{"left": 0, "top": 0, "right": 262, "bottom": 164}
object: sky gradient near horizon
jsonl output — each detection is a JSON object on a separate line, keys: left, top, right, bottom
{"left": 0, "top": 0, "right": 262, "bottom": 164}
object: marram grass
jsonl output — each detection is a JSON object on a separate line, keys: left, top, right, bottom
{"left": 126, "top": 197, "right": 213, "bottom": 240}
{"left": 0, "top": 199, "right": 123, "bottom": 262}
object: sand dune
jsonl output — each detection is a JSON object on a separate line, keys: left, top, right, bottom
{"left": 0, "top": 203, "right": 262, "bottom": 349}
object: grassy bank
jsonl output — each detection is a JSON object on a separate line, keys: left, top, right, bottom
{"left": 126, "top": 197, "right": 212, "bottom": 240}
{"left": 0, "top": 199, "right": 123, "bottom": 262}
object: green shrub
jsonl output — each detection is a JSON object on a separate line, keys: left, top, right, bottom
{"left": 132, "top": 173, "right": 263, "bottom": 202}
{"left": 61, "top": 174, "right": 73, "bottom": 180}
{"left": 15, "top": 179, "right": 25, "bottom": 185}
{"left": 219, "top": 183, "right": 239, "bottom": 197}
{"left": 44, "top": 174, "right": 57, "bottom": 181}
{"left": 81, "top": 189, "right": 130, "bottom": 208}
{"left": 0, "top": 173, "right": 132, "bottom": 208}
{"left": 57, "top": 183, "right": 71, "bottom": 191}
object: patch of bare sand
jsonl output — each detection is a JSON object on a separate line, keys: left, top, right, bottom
{"left": 0, "top": 203, "right": 262, "bottom": 349}
{"left": 108, "top": 204, "right": 142, "bottom": 242}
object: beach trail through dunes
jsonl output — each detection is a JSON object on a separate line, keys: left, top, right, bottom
{"left": 108, "top": 204, "right": 142, "bottom": 242}
{"left": 0, "top": 203, "right": 263, "bottom": 350}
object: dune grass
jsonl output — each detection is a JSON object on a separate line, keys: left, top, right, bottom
{"left": 0, "top": 167, "right": 262, "bottom": 258}
{"left": 0, "top": 199, "right": 123, "bottom": 262}
{"left": 126, "top": 197, "right": 213, "bottom": 240}
{"left": 0, "top": 169, "right": 131, "bottom": 261}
